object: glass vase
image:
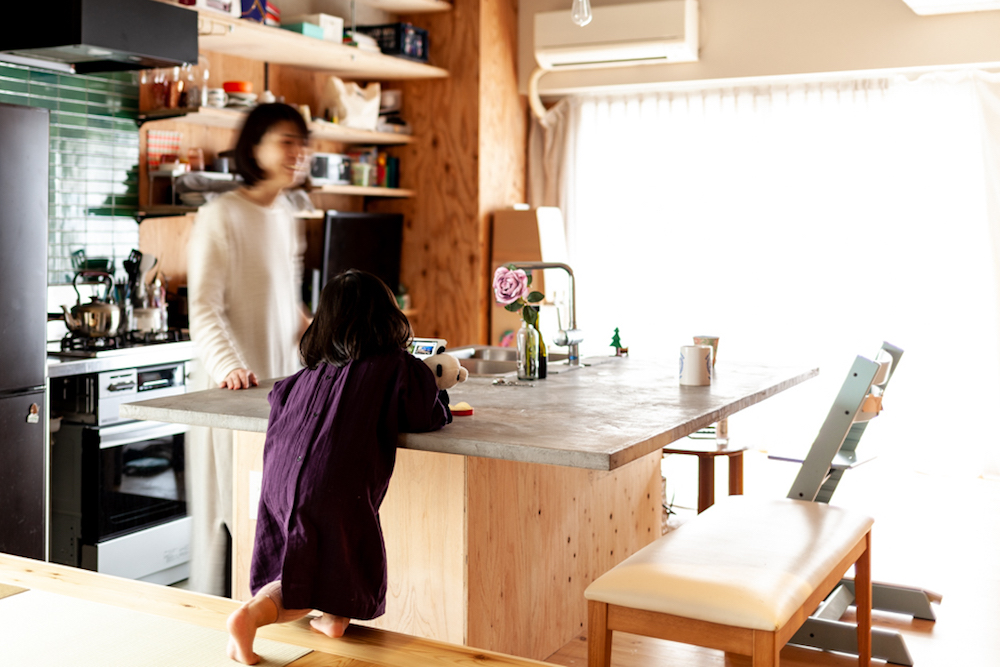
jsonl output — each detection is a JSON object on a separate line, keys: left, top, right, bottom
{"left": 517, "top": 318, "right": 540, "bottom": 380}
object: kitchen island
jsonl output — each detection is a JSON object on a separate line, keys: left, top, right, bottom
{"left": 121, "top": 356, "right": 817, "bottom": 660}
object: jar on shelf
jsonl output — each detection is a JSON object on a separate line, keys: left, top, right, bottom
{"left": 143, "top": 68, "right": 171, "bottom": 110}
{"left": 168, "top": 66, "right": 182, "bottom": 109}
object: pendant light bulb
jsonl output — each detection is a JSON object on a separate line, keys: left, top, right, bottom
{"left": 571, "top": 0, "right": 592, "bottom": 26}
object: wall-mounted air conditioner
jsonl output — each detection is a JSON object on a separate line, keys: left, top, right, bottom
{"left": 534, "top": 0, "right": 699, "bottom": 70}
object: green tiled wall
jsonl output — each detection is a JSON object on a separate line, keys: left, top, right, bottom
{"left": 0, "top": 62, "right": 140, "bottom": 284}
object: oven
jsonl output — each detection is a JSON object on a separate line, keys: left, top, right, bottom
{"left": 49, "top": 354, "right": 193, "bottom": 585}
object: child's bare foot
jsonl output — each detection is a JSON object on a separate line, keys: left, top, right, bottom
{"left": 227, "top": 605, "right": 260, "bottom": 665}
{"left": 310, "top": 613, "right": 350, "bottom": 638}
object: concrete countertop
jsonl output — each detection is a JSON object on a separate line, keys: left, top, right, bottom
{"left": 120, "top": 357, "right": 817, "bottom": 471}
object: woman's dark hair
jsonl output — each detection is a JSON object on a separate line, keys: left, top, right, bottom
{"left": 300, "top": 270, "right": 412, "bottom": 368}
{"left": 234, "top": 103, "right": 310, "bottom": 187}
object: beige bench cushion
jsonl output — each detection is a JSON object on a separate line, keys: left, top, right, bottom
{"left": 584, "top": 496, "right": 873, "bottom": 631}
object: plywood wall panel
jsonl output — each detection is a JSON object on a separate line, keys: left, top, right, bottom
{"left": 137, "top": 214, "right": 196, "bottom": 293}
{"left": 465, "top": 452, "right": 662, "bottom": 659}
{"left": 368, "top": 1, "right": 482, "bottom": 345}
{"left": 480, "top": 0, "right": 529, "bottom": 346}
{"left": 355, "top": 449, "right": 468, "bottom": 644}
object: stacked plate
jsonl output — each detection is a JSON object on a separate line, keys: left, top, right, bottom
{"left": 226, "top": 92, "right": 257, "bottom": 109}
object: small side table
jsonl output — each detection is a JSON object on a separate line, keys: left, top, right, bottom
{"left": 662, "top": 440, "right": 750, "bottom": 513}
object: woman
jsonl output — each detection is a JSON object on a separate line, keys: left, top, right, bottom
{"left": 186, "top": 103, "right": 313, "bottom": 596}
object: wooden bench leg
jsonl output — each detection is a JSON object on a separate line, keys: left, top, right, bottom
{"left": 728, "top": 451, "right": 744, "bottom": 496}
{"left": 588, "top": 600, "right": 612, "bottom": 667}
{"left": 856, "top": 531, "right": 872, "bottom": 667}
{"left": 752, "top": 630, "right": 780, "bottom": 667}
{"left": 697, "top": 454, "right": 715, "bottom": 513}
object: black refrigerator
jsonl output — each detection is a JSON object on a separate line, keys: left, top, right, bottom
{"left": 0, "top": 102, "right": 49, "bottom": 560}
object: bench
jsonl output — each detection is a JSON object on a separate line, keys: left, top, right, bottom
{"left": 584, "top": 496, "right": 873, "bottom": 667}
{"left": 0, "top": 553, "right": 555, "bottom": 667}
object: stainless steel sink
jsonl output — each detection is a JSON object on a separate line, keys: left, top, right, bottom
{"left": 449, "top": 345, "right": 569, "bottom": 376}
{"left": 459, "top": 359, "right": 519, "bottom": 376}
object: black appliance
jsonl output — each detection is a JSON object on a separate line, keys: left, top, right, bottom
{"left": 0, "top": 0, "right": 198, "bottom": 73}
{"left": 321, "top": 211, "right": 404, "bottom": 294}
{"left": 0, "top": 103, "right": 49, "bottom": 560}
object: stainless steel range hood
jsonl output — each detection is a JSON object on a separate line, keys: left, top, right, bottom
{"left": 0, "top": 0, "right": 198, "bottom": 74}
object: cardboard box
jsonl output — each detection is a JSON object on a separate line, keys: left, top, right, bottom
{"left": 282, "top": 13, "right": 344, "bottom": 42}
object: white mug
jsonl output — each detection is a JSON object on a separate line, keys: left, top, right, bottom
{"left": 206, "top": 88, "right": 228, "bottom": 108}
{"left": 679, "top": 344, "right": 713, "bottom": 386}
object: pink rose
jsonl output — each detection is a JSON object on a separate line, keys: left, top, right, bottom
{"left": 493, "top": 266, "right": 529, "bottom": 305}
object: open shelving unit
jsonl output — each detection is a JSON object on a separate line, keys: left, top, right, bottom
{"left": 139, "top": 107, "right": 416, "bottom": 145}
{"left": 140, "top": 4, "right": 447, "bottom": 213}
{"left": 363, "top": 0, "right": 453, "bottom": 13}
{"left": 316, "top": 184, "right": 415, "bottom": 197}
{"left": 195, "top": 10, "right": 448, "bottom": 80}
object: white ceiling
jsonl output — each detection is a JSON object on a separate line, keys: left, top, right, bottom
{"left": 901, "top": 0, "right": 1000, "bottom": 14}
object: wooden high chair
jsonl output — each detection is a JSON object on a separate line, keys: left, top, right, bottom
{"left": 771, "top": 342, "right": 937, "bottom": 667}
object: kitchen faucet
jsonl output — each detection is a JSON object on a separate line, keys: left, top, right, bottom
{"left": 511, "top": 262, "right": 583, "bottom": 365}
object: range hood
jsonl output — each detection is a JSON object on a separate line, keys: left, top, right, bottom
{"left": 0, "top": 0, "right": 198, "bottom": 73}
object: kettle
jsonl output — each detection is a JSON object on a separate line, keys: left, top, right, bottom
{"left": 61, "top": 272, "right": 121, "bottom": 337}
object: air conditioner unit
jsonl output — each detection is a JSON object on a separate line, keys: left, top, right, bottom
{"left": 534, "top": 0, "right": 698, "bottom": 70}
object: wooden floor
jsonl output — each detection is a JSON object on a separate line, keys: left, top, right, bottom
{"left": 543, "top": 450, "right": 1000, "bottom": 666}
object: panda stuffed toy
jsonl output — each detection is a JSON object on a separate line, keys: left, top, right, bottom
{"left": 422, "top": 347, "right": 469, "bottom": 390}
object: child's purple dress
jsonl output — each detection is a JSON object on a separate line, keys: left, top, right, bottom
{"left": 249, "top": 348, "right": 451, "bottom": 618}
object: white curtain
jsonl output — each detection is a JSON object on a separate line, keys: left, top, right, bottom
{"left": 532, "top": 71, "right": 1000, "bottom": 479}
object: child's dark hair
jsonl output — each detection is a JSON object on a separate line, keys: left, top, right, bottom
{"left": 234, "top": 103, "right": 310, "bottom": 187}
{"left": 300, "top": 270, "right": 412, "bottom": 368}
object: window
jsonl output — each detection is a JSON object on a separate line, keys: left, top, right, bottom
{"left": 550, "top": 72, "right": 1000, "bottom": 476}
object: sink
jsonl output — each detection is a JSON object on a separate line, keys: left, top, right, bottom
{"left": 453, "top": 346, "right": 518, "bottom": 362}
{"left": 459, "top": 359, "right": 518, "bottom": 376}
{"left": 450, "top": 346, "right": 516, "bottom": 376}
{"left": 449, "top": 345, "right": 569, "bottom": 376}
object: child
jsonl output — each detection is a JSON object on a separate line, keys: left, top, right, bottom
{"left": 227, "top": 269, "right": 453, "bottom": 665}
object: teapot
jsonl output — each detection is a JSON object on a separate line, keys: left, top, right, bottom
{"left": 61, "top": 272, "right": 121, "bottom": 338}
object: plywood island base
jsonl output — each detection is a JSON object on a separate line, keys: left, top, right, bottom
{"left": 233, "top": 431, "right": 662, "bottom": 661}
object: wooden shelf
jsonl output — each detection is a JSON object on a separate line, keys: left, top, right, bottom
{"left": 316, "top": 184, "right": 415, "bottom": 198}
{"left": 363, "top": 0, "right": 453, "bottom": 12}
{"left": 196, "top": 11, "right": 448, "bottom": 80}
{"left": 138, "top": 205, "right": 199, "bottom": 219}
{"left": 310, "top": 120, "right": 415, "bottom": 145}
{"left": 139, "top": 107, "right": 416, "bottom": 145}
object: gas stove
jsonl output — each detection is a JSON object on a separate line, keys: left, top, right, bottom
{"left": 51, "top": 329, "right": 191, "bottom": 359}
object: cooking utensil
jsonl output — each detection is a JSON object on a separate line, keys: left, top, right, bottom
{"left": 123, "top": 249, "right": 141, "bottom": 291}
{"left": 61, "top": 271, "right": 121, "bottom": 337}
{"left": 138, "top": 253, "right": 157, "bottom": 282}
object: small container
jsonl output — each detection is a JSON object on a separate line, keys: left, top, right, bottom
{"left": 282, "top": 13, "right": 344, "bottom": 42}
{"left": 168, "top": 66, "right": 182, "bottom": 108}
{"left": 188, "top": 148, "right": 205, "bottom": 172}
{"left": 281, "top": 22, "right": 324, "bottom": 39}
{"left": 351, "top": 162, "right": 375, "bottom": 187}
{"left": 355, "top": 23, "right": 430, "bottom": 62}
{"left": 223, "top": 80, "right": 253, "bottom": 93}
